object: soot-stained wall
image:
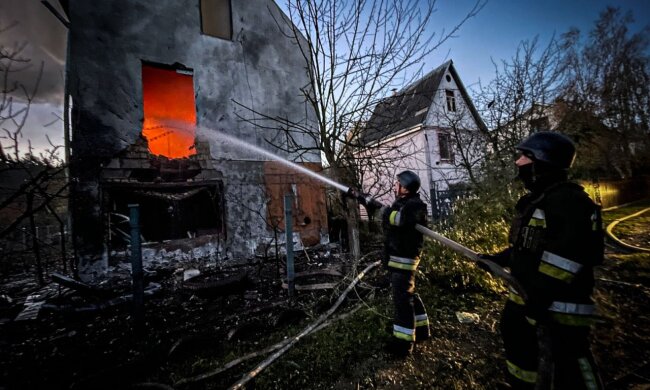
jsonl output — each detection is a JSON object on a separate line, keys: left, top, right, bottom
{"left": 67, "top": 0, "right": 320, "bottom": 279}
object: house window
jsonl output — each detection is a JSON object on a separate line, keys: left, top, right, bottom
{"left": 200, "top": 0, "right": 232, "bottom": 40}
{"left": 445, "top": 90, "right": 456, "bottom": 112}
{"left": 438, "top": 132, "right": 454, "bottom": 162}
{"left": 529, "top": 117, "right": 550, "bottom": 132}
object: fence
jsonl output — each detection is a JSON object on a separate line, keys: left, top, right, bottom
{"left": 0, "top": 224, "right": 69, "bottom": 254}
{"left": 430, "top": 187, "right": 472, "bottom": 222}
{"left": 428, "top": 176, "right": 650, "bottom": 222}
{"left": 581, "top": 176, "right": 650, "bottom": 209}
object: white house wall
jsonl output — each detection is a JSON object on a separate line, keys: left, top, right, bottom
{"left": 359, "top": 63, "right": 486, "bottom": 220}
{"left": 358, "top": 128, "right": 470, "bottom": 219}
{"left": 424, "top": 69, "right": 477, "bottom": 131}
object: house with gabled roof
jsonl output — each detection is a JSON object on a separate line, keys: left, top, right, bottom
{"left": 356, "top": 60, "right": 487, "bottom": 219}
{"left": 61, "top": 0, "right": 327, "bottom": 279}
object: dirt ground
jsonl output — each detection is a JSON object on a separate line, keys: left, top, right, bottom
{"left": 0, "top": 212, "right": 649, "bottom": 389}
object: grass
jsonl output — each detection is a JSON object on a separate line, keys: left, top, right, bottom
{"left": 602, "top": 198, "right": 650, "bottom": 249}
{"left": 160, "top": 261, "right": 506, "bottom": 389}
{"left": 602, "top": 198, "right": 650, "bottom": 224}
{"left": 211, "top": 198, "right": 650, "bottom": 389}
{"left": 164, "top": 194, "right": 650, "bottom": 389}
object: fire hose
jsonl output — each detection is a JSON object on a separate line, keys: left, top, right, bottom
{"left": 414, "top": 224, "right": 527, "bottom": 301}
{"left": 347, "top": 187, "right": 528, "bottom": 301}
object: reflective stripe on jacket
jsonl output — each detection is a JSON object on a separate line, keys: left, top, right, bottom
{"left": 383, "top": 193, "right": 427, "bottom": 270}
{"left": 507, "top": 182, "right": 603, "bottom": 317}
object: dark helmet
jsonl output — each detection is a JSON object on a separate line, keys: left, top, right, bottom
{"left": 516, "top": 131, "right": 576, "bottom": 169}
{"left": 397, "top": 170, "right": 421, "bottom": 193}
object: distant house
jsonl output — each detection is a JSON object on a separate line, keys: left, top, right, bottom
{"left": 495, "top": 102, "right": 563, "bottom": 147}
{"left": 356, "top": 60, "right": 487, "bottom": 219}
{"left": 63, "top": 0, "right": 326, "bottom": 279}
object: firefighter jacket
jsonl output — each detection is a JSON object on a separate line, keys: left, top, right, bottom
{"left": 382, "top": 193, "right": 428, "bottom": 272}
{"left": 505, "top": 181, "right": 603, "bottom": 325}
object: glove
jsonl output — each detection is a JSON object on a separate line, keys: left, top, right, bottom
{"left": 477, "top": 250, "right": 510, "bottom": 267}
{"left": 475, "top": 257, "right": 493, "bottom": 272}
{"left": 361, "top": 196, "right": 383, "bottom": 215}
{"left": 524, "top": 303, "right": 550, "bottom": 325}
{"left": 346, "top": 188, "right": 383, "bottom": 213}
{"left": 476, "top": 253, "right": 501, "bottom": 270}
{"left": 345, "top": 187, "right": 359, "bottom": 199}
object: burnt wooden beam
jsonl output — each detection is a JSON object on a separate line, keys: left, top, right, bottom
{"left": 51, "top": 272, "right": 110, "bottom": 297}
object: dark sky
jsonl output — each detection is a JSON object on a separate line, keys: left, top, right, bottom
{"left": 0, "top": 0, "right": 66, "bottom": 157}
{"left": 1, "top": 0, "right": 648, "bottom": 156}
{"left": 0, "top": 0, "right": 67, "bottom": 104}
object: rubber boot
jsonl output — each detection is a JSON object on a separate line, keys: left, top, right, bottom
{"left": 386, "top": 338, "right": 413, "bottom": 358}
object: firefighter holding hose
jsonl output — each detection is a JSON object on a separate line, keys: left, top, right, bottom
{"left": 480, "top": 132, "right": 604, "bottom": 389}
{"left": 349, "top": 170, "right": 429, "bottom": 357}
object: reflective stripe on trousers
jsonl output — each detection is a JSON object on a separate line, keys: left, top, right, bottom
{"left": 387, "top": 255, "right": 419, "bottom": 271}
{"left": 549, "top": 301, "right": 598, "bottom": 326}
{"left": 507, "top": 360, "right": 538, "bottom": 383}
{"left": 415, "top": 313, "right": 429, "bottom": 327}
{"left": 393, "top": 324, "right": 415, "bottom": 341}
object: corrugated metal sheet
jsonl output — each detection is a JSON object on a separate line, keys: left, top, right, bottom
{"left": 263, "top": 162, "right": 328, "bottom": 246}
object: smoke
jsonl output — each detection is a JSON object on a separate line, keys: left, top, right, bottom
{"left": 0, "top": 0, "right": 67, "bottom": 104}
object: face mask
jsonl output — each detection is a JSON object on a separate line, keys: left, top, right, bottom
{"left": 517, "top": 163, "right": 535, "bottom": 191}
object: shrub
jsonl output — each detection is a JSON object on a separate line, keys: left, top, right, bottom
{"left": 419, "top": 181, "right": 521, "bottom": 295}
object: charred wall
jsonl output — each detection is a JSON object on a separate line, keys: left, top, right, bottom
{"left": 66, "top": 0, "right": 321, "bottom": 279}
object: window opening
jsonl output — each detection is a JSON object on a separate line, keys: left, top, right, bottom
{"left": 445, "top": 90, "right": 456, "bottom": 112}
{"left": 438, "top": 132, "right": 454, "bottom": 162}
{"left": 200, "top": 0, "right": 232, "bottom": 40}
{"left": 107, "top": 184, "right": 224, "bottom": 245}
{"left": 529, "top": 117, "right": 550, "bottom": 132}
{"left": 141, "top": 63, "right": 197, "bottom": 158}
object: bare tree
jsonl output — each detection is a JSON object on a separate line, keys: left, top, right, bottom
{"left": 237, "top": 0, "right": 484, "bottom": 258}
{"left": 469, "top": 35, "right": 564, "bottom": 190}
{"left": 430, "top": 95, "right": 487, "bottom": 188}
{"left": 559, "top": 7, "right": 650, "bottom": 178}
{"left": 0, "top": 20, "right": 70, "bottom": 282}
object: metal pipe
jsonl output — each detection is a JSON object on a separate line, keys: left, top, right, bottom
{"left": 129, "top": 204, "right": 144, "bottom": 331}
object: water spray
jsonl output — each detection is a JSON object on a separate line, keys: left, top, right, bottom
{"left": 196, "top": 126, "right": 349, "bottom": 192}
{"left": 195, "top": 126, "right": 526, "bottom": 299}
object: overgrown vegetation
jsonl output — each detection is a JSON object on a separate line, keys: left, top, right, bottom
{"left": 193, "top": 187, "right": 519, "bottom": 388}
{"left": 469, "top": 6, "right": 650, "bottom": 182}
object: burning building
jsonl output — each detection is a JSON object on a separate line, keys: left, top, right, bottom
{"left": 63, "top": 0, "right": 326, "bottom": 279}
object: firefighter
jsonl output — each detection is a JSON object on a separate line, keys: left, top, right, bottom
{"left": 480, "top": 131, "right": 603, "bottom": 389}
{"left": 352, "top": 170, "right": 429, "bottom": 356}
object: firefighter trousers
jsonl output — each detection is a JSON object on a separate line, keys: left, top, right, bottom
{"left": 500, "top": 300, "right": 603, "bottom": 389}
{"left": 391, "top": 271, "right": 430, "bottom": 347}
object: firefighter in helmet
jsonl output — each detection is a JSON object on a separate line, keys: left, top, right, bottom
{"left": 351, "top": 170, "right": 429, "bottom": 356}
{"left": 480, "top": 131, "right": 604, "bottom": 389}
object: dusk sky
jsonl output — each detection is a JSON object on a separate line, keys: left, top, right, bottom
{"left": 1, "top": 0, "right": 648, "bottom": 156}
{"left": 429, "top": 0, "right": 650, "bottom": 89}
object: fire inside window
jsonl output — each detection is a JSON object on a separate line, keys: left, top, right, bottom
{"left": 141, "top": 64, "right": 197, "bottom": 159}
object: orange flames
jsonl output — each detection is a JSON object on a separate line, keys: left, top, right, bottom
{"left": 141, "top": 65, "right": 196, "bottom": 158}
